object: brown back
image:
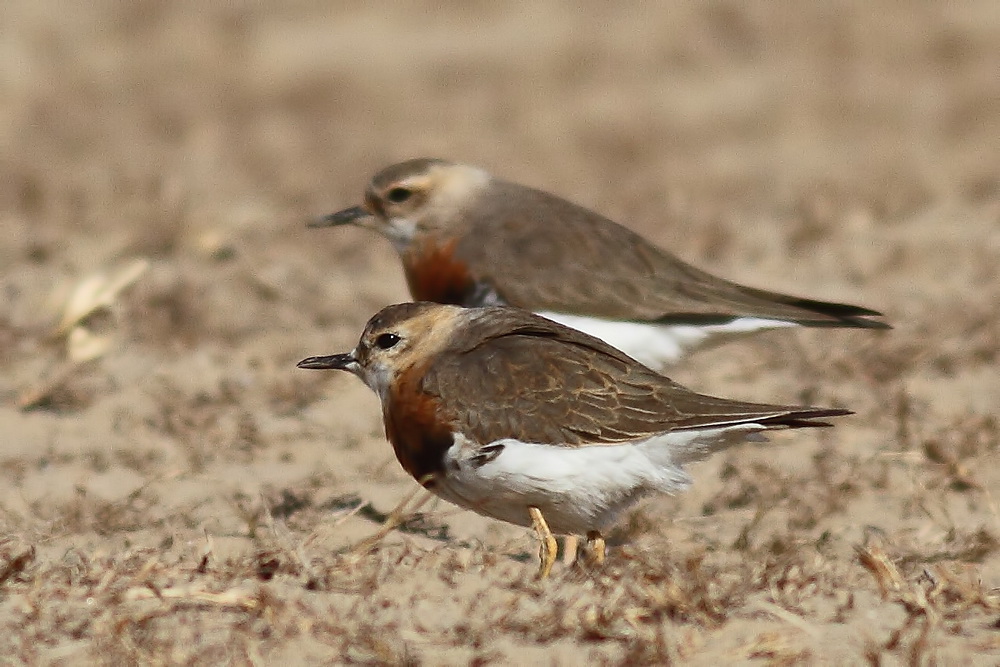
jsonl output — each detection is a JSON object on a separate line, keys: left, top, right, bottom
{"left": 453, "top": 180, "right": 887, "bottom": 327}
{"left": 419, "top": 307, "right": 849, "bottom": 446}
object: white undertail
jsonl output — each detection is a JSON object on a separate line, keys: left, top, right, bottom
{"left": 434, "top": 425, "right": 768, "bottom": 536}
{"left": 536, "top": 311, "right": 798, "bottom": 367}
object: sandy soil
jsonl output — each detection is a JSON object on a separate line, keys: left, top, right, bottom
{"left": 2, "top": 1, "right": 1000, "bottom": 664}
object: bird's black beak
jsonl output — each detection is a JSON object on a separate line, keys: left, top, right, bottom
{"left": 307, "top": 205, "right": 371, "bottom": 228}
{"left": 296, "top": 353, "right": 357, "bottom": 370}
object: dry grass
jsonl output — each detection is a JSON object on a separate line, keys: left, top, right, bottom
{"left": 2, "top": 1, "right": 999, "bottom": 664}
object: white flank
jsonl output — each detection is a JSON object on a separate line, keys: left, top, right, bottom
{"left": 433, "top": 426, "right": 767, "bottom": 536}
{"left": 536, "top": 311, "right": 799, "bottom": 368}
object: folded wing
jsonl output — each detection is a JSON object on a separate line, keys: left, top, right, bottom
{"left": 456, "top": 182, "right": 888, "bottom": 329}
{"left": 420, "top": 308, "right": 850, "bottom": 446}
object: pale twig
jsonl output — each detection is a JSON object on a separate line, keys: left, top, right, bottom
{"left": 750, "top": 599, "right": 821, "bottom": 640}
{"left": 348, "top": 482, "right": 435, "bottom": 554}
{"left": 125, "top": 584, "right": 259, "bottom": 610}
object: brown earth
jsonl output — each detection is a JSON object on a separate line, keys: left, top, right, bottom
{"left": 2, "top": 2, "right": 1000, "bottom": 664}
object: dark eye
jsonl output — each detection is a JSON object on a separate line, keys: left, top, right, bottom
{"left": 385, "top": 187, "right": 412, "bottom": 203}
{"left": 375, "top": 333, "right": 401, "bottom": 350}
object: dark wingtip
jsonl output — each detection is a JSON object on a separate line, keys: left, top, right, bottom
{"left": 767, "top": 407, "right": 853, "bottom": 428}
{"left": 801, "top": 315, "right": 892, "bottom": 330}
{"left": 651, "top": 304, "right": 892, "bottom": 330}
{"left": 781, "top": 298, "right": 892, "bottom": 330}
{"left": 844, "top": 318, "right": 892, "bottom": 330}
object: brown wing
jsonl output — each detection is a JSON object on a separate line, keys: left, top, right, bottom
{"left": 454, "top": 181, "right": 888, "bottom": 328}
{"left": 420, "top": 308, "right": 850, "bottom": 446}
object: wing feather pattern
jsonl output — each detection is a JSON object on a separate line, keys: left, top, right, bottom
{"left": 420, "top": 308, "right": 850, "bottom": 447}
{"left": 454, "top": 181, "right": 888, "bottom": 329}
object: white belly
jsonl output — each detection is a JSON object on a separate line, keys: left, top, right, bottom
{"left": 535, "top": 311, "right": 798, "bottom": 368}
{"left": 431, "top": 426, "right": 765, "bottom": 536}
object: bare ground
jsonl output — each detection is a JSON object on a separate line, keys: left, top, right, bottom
{"left": 2, "top": 2, "right": 1000, "bottom": 664}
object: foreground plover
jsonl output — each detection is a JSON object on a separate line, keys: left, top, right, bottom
{"left": 297, "top": 302, "right": 850, "bottom": 578}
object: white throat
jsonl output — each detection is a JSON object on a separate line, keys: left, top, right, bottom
{"left": 382, "top": 217, "right": 419, "bottom": 253}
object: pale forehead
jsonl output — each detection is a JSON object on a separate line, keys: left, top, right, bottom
{"left": 362, "top": 302, "right": 466, "bottom": 337}
{"left": 369, "top": 160, "right": 490, "bottom": 196}
{"left": 370, "top": 158, "right": 450, "bottom": 189}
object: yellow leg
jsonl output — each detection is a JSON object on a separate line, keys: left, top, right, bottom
{"left": 562, "top": 535, "right": 579, "bottom": 566}
{"left": 586, "top": 530, "right": 606, "bottom": 566}
{"left": 528, "top": 507, "right": 558, "bottom": 579}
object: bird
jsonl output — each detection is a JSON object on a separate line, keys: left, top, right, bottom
{"left": 310, "top": 158, "right": 889, "bottom": 368}
{"left": 297, "top": 301, "right": 851, "bottom": 578}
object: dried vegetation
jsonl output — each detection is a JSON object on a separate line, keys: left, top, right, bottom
{"left": 2, "top": 1, "right": 999, "bottom": 663}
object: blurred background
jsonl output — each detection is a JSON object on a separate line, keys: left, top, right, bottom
{"left": 5, "top": 2, "right": 998, "bottom": 338}
{"left": 1, "top": 1, "right": 999, "bottom": 663}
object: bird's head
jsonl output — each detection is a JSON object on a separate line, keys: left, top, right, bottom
{"left": 296, "top": 301, "right": 469, "bottom": 401}
{"left": 310, "top": 158, "right": 491, "bottom": 253}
